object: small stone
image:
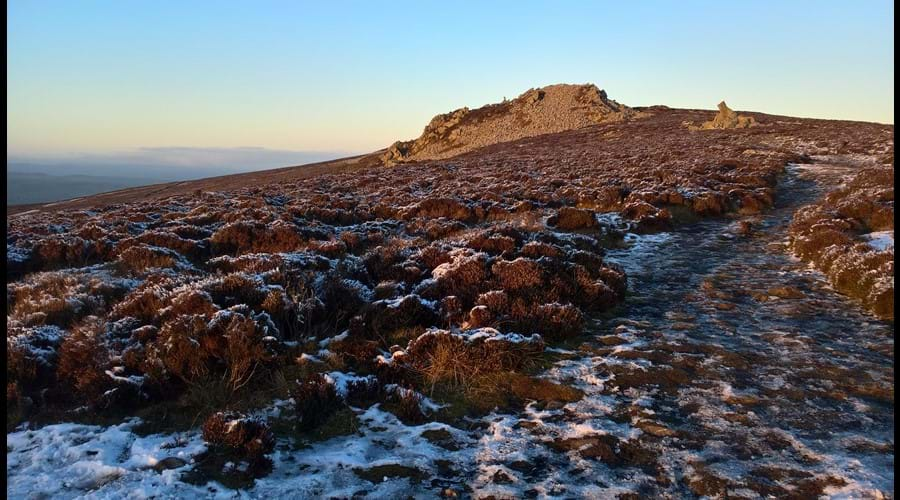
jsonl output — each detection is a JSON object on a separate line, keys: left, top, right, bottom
{"left": 152, "top": 457, "right": 188, "bottom": 472}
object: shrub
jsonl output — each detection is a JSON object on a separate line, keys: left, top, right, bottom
{"left": 344, "top": 376, "right": 386, "bottom": 408}
{"left": 467, "top": 233, "right": 516, "bottom": 255}
{"left": 217, "top": 313, "right": 273, "bottom": 391}
{"left": 204, "top": 273, "right": 268, "bottom": 309}
{"left": 309, "top": 239, "right": 348, "bottom": 258}
{"left": 492, "top": 258, "right": 544, "bottom": 291}
{"left": 405, "top": 328, "right": 544, "bottom": 390}
{"left": 548, "top": 207, "right": 598, "bottom": 230}
{"left": 147, "top": 314, "right": 212, "bottom": 385}
{"left": 261, "top": 289, "right": 301, "bottom": 340}
{"left": 531, "top": 302, "right": 584, "bottom": 339}
{"left": 8, "top": 272, "right": 123, "bottom": 328}
{"left": 317, "top": 276, "right": 371, "bottom": 330}
{"left": 352, "top": 295, "right": 439, "bottom": 340}
{"left": 467, "top": 305, "right": 494, "bottom": 328}
{"left": 162, "top": 289, "right": 218, "bottom": 322}
{"left": 621, "top": 201, "right": 673, "bottom": 231}
{"left": 690, "top": 192, "right": 726, "bottom": 215}
{"left": 201, "top": 411, "right": 275, "bottom": 460}
{"left": 362, "top": 241, "right": 411, "bottom": 283}
{"left": 119, "top": 231, "right": 207, "bottom": 261}
{"left": 112, "top": 280, "right": 173, "bottom": 324}
{"left": 292, "top": 373, "right": 344, "bottom": 431}
{"left": 406, "top": 197, "right": 474, "bottom": 222}
{"left": 520, "top": 241, "right": 562, "bottom": 258}
{"left": 388, "top": 386, "right": 426, "bottom": 424}
{"left": 7, "top": 325, "right": 65, "bottom": 396}
{"left": 329, "top": 335, "right": 380, "bottom": 369}
{"left": 57, "top": 318, "right": 112, "bottom": 403}
{"left": 424, "top": 250, "right": 491, "bottom": 304}
{"left": 417, "top": 245, "right": 452, "bottom": 270}
{"left": 439, "top": 295, "right": 465, "bottom": 325}
{"left": 33, "top": 236, "right": 112, "bottom": 271}
{"left": 210, "top": 220, "right": 305, "bottom": 255}
{"left": 116, "top": 244, "right": 181, "bottom": 272}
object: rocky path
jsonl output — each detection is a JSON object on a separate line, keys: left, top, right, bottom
{"left": 269, "top": 163, "right": 894, "bottom": 498}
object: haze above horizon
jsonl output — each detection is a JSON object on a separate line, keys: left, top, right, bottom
{"left": 8, "top": 0, "right": 894, "bottom": 167}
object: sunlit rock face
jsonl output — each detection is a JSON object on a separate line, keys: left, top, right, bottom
{"left": 381, "top": 83, "right": 636, "bottom": 165}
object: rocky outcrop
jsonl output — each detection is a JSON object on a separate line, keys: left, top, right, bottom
{"left": 381, "top": 83, "right": 636, "bottom": 165}
{"left": 700, "top": 101, "right": 756, "bottom": 130}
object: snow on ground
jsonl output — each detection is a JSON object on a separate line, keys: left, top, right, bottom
{"left": 7, "top": 420, "right": 207, "bottom": 499}
{"left": 5, "top": 223, "right": 894, "bottom": 498}
{"left": 863, "top": 230, "right": 894, "bottom": 251}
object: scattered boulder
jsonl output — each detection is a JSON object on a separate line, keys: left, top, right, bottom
{"left": 700, "top": 101, "right": 756, "bottom": 130}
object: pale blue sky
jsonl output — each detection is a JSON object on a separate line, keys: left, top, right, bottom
{"left": 7, "top": 1, "right": 894, "bottom": 163}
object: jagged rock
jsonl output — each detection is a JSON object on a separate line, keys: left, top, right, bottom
{"left": 700, "top": 101, "right": 756, "bottom": 130}
{"left": 381, "top": 83, "right": 636, "bottom": 165}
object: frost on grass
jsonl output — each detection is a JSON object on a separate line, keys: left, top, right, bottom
{"left": 789, "top": 166, "right": 894, "bottom": 319}
{"left": 4, "top": 105, "right": 894, "bottom": 497}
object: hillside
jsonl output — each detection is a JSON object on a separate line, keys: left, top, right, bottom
{"left": 6, "top": 88, "right": 895, "bottom": 498}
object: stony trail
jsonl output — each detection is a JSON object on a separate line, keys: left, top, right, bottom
{"left": 410, "top": 163, "right": 894, "bottom": 498}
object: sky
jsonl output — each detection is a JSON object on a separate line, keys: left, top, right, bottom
{"left": 7, "top": 0, "right": 895, "bottom": 172}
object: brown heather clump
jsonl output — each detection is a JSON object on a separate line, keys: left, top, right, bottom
{"left": 144, "top": 307, "right": 275, "bottom": 391}
{"left": 56, "top": 318, "right": 112, "bottom": 403}
{"left": 621, "top": 201, "right": 673, "bottom": 232}
{"left": 4, "top": 97, "right": 892, "bottom": 430}
{"left": 388, "top": 387, "right": 427, "bottom": 424}
{"left": 116, "top": 231, "right": 208, "bottom": 261}
{"left": 492, "top": 258, "right": 545, "bottom": 291}
{"left": 519, "top": 241, "right": 563, "bottom": 258}
{"left": 421, "top": 250, "right": 491, "bottom": 304}
{"left": 352, "top": 295, "right": 439, "bottom": 340}
{"left": 116, "top": 244, "right": 181, "bottom": 272}
{"left": 210, "top": 220, "right": 306, "bottom": 255}
{"left": 146, "top": 314, "right": 213, "bottom": 385}
{"left": 291, "top": 372, "right": 344, "bottom": 431}
{"left": 530, "top": 302, "right": 584, "bottom": 339}
{"left": 204, "top": 273, "right": 269, "bottom": 309}
{"left": 112, "top": 286, "right": 169, "bottom": 325}
{"left": 404, "top": 197, "right": 475, "bottom": 222}
{"left": 404, "top": 328, "right": 544, "bottom": 388}
{"left": 789, "top": 166, "right": 894, "bottom": 320}
{"left": 31, "top": 236, "right": 113, "bottom": 271}
{"left": 466, "top": 232, "right": 517, "bottom": 255}
{"left": 215, "top": 312, "right": 274, "bottom": 391}
{"left": 548, "top": 207, "right": 599, "bottom": 230}
{"left": 201, "top": 411, "right": 275, "bottom": 460}
{"left": 7, "top": 323, "right": 67, "bottom": 387}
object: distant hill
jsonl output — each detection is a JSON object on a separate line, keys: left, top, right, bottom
{"left": 6, "top": 171, "right": 159, "bottom": 205}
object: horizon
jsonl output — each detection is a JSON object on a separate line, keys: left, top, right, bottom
{"left": 8, "top": 1, "right": 894, "bottom": 172}
{"left": 5, "top": 3, "right": 895, "bottom": 497}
